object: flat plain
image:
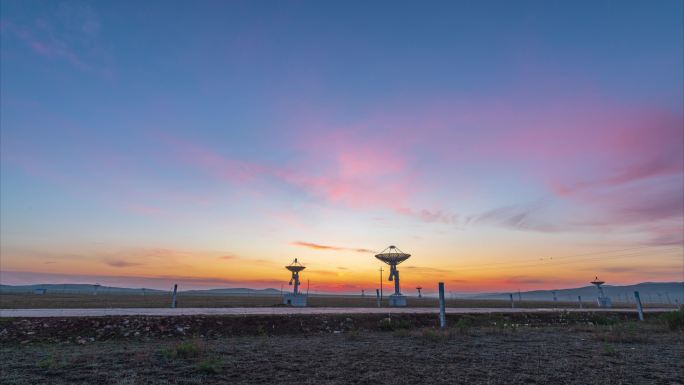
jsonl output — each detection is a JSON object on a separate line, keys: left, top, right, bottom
{"left": 1, "top": 310, "right": 683, "bottom": 385}
{"left": 0, "top": 293, "right": 664, "bottom": 309}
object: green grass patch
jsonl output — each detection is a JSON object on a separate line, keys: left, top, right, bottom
{"left": 37, "top": 353, "right": 66, "bottom": 369}
{"left": 378, "top": 317, "right": 412, "bottom": 331}
{"left": 197, "top": 358, "right": 222, "bottom": 374}
{"left": 660, "top": 307, "right": 684, "bottom": 331}
{"left": 159, "top": 341, "right": 202, "bottom": 359}
{"left": 602, "top": 343, "right": 618, "bottom": 357}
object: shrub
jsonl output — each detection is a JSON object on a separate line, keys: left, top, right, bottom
{"left": 660, "top": 307, "right": 684, "bottom": 331}
{"left": 602, "top": 343, "right": 618, "bottom": 357}
{"left": 454, "top": 317, "right": 472, "bottom": 334}
{"left": 592, "top": 323, "right": 649, "bottom": 343}
{"left": 378, "top": 317, "right": 412, "bottom": 331}
{"left": 197, "top": 358, "right": 221, "bottom": 374}
{"left": 175, "top": 341, "right": 200, "bottom": 358}
{"left": 591, "top": 315, "right": 620, "bottom": 326}
{"left": 378, "top": 318, "right": 394, "bottom": 331}
{"left": 159, "top": 348, "right": 175, "bottom": 359}
{"left": 37, "top": 354, "right": 65, "bottom": 369}
{"left": 345, "top": 329, "right": 361, "bottom": 340}
{"left": 421, "top": 329, "right": 441, "bottom": 342}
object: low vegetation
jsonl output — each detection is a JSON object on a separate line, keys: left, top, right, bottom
{"left": 1, "top": 317, "right": 680, "bottom": 385}
{"left": 197, "top": 358, "right": 222, "bottom": 374}
{"left": 659, "top": 306, "right": 684, "bottom": 330}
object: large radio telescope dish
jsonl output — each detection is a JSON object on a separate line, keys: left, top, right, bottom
{"left": 286, "top": 258, "right": 306, "bottom": 272}
{"left": 374, "top": 245, "right": 411, "bottom": 265}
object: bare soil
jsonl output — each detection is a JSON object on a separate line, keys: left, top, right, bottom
{"left": 0, "top": 312, "right": 682, "bottom": 385}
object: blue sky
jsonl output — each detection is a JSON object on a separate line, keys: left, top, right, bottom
{"left": 1, "top": 0, "right": 682, "bottom": 291}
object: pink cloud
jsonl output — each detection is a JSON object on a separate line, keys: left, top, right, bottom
{"left": 154, "top": 131, "right": 445, "bottom": 223}
{"left": 151, "top": 90, "right": 682, "bottom": 236}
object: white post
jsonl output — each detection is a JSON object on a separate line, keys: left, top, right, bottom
{"left": 171, "top": 284, "right": 178, "bottom": 309}
{"left": 634, "top": 291, "right": 644, "bottom": 321}
{"left": 509, "top": 293, "right": 515, "bottom": 308}
{"left": 438, "top": 282, "right": 446, "bottom": 329}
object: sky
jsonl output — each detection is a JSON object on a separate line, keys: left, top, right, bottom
{"left": 1, "top": 0, "right": 682, "bottom": 293}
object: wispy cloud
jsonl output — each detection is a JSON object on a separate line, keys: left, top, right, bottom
{"left": 104, "top": 259, "right": 143, "bottom": 268}
{"left": 502, "top": 276, "right": 549, "bottom": 285}
{"left": 403, "top": 266, "right": 453, "bottom": 274}
{"left": 2, "top": 3, "right": 112, "bottom": 75}
{"left": 473, "top": 202, "right": 562, "bottom": 232}
{"left": 290, "top": 241, "right": 374, "bottom": 253}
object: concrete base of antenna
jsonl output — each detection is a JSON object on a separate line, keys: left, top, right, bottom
{"left": 283, "top": 293, "right": 307, "bottom": 307}
{"left": 388, "top": 294, "right": 407, "bottom": 307}
{"left": 596, "top": 297, "right": 612, "bottom": 308}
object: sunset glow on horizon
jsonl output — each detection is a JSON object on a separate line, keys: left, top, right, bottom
{"left": 1, "top": 1, "right": 682, "bottom": 293}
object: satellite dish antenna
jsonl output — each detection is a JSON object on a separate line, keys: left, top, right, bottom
{"left": 591, "top": 276, "right": 612, "bottom": 308}
{"left": 375, "top": 245, "right": 411, "bottom": 307}
{"left": 283, "top": 258, "right": 307, "bottom": 307}
{"left": 285, "top": 258, "right": 306, "bottom": 294}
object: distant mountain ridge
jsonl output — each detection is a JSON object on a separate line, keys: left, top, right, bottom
{"left": 184, "top": 288, "right": 282, "bottom": 295}
{"left": 0, "top": 284, "right": 281, "bottom": 296}
{"left": 0, "top": 284, "right": 166, "bottom": 294}
{"left": 468, "top": 282, "right": 684, "bottom": 304}
{"left": 1, "top": 282, "right": 682, "bottom": 303}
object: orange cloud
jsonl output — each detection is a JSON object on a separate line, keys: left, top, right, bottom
{"left": 290, "top": 241, "right": 374, "bottom": 253}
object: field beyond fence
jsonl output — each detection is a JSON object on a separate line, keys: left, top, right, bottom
{"left": 0, "top": 292, "right": 674, "bottom": 309}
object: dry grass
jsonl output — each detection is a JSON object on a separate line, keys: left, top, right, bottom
{"left": 1, "top": 324, "right": 682, "bottom": 385}
{"left": 0, "top": 292, "right": 615, "bottom": 309}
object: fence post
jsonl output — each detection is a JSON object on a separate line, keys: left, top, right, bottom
{"left": 171, "top": 284, "right": 178, "bottom": 309}
{"left": 634, "top": 291, "right": 644, "bottom": 321}
{"left": 438, "top": 282, "right": 446, "bottom": 329}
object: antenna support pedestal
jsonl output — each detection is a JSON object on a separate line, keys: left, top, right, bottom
{"left": 284, "top": 258, "right": 308, "bottom": 307}
{"left": 388, "top": 294, "right": 407, "bottom": 307}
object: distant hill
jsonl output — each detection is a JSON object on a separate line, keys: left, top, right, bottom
{"left": 2, "top": 282, "right": 682, "bottom": 303}
{"left": 0, "top": 284, "right": 166, "bottom": 295}
{"left": 469, "top": 282, "right": 684, "bottom": 304}
{"left": 184, "top": 288, "right": 282, "bottom": 296}
{"left": 0, "top": 284, "right": 282, "bottom": 296}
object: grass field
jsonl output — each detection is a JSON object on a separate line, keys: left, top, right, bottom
{"left": 1, "top": 311, "right": 682, "bottom": 384}
{"left": 0, "top": 292, "right": 659, "bottom": 309}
